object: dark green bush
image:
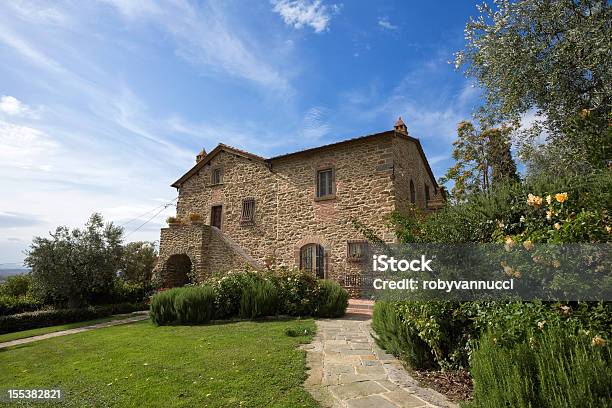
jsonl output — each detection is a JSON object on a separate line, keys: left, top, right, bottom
{"left": 371, "top": 301, "right": 436, "bottom": 369}
{"left": 0, "top": 302, "right": 146, "bottom": 334}
{"left": 316, "top": 280, "right": 349, "bottom": 318}
{"left": 174, "top": 286, "right": 216, "bottom": 324}
{"left": 111, "top": 279, "right": 151, "bottom": 304}
{"left": 239, "top": 279, "right": 279, "bottom": 319}
{"left": 149, "top": 288, "right": 182, "bottom": 325}
{"left": 0, "top": 294, "right": 42, "bottom": 316}
{"left": 466, "top": 327, "right": 611, "bottom": 408}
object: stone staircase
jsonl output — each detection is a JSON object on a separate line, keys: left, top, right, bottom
{"left": 346, "top": 299, "right": 374, "bottom": 317}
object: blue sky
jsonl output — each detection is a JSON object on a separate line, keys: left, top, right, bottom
{"left": 0, "top": 0, "right": 484, "bottom": 264}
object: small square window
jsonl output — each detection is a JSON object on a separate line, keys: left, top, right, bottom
{"left": 211, "top": 168, "right": 223, "bottom": 185}
{"left": 347, "top": 241, "right": 367, "bottom": 262}
{"left": 241, "top": 198, "right": 255, "bottom": 223}
{"left": 316, "top": 168, "right": 334, "bottom": 198}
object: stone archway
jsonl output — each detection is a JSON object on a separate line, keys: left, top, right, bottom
{"left": 163, "top": 254, "right": 192, "bottom": 288}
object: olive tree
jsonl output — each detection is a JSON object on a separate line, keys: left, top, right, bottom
{"left": 456, "top": 0, "right": 611, "bottom": 174}
{"left": 119, "top": 241, "right": 157, "bottom": 286}
{"left": 25, "top": 213, "right": 123, "bottom": 307}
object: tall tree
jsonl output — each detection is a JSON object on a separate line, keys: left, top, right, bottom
{"left": 441, "top": 121, "right": 519, "bottom": 201}
{"left": 455, "top": 0, "right": 611, "bottom": 174}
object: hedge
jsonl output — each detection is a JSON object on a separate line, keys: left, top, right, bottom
{"left": 150, "top": 270, "right": 349, "bottom": 325}
{"left": 0, "top": 302, "right": 148, "bottom": 334}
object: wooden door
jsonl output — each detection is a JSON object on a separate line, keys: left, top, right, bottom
{"left": 211, "top": 205, "right": 222, "bottom": 229}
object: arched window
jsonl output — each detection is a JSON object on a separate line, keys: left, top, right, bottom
{"left": 409, "top": 180, "right": 416, "bottom": 204}
{"left": 300, "top": 244, "right": 325, "bottom": 278}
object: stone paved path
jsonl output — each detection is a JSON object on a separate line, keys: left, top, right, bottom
{"left": 302, "top": 316, "right": 458, "bottom": 408}
{"left": 0, "top": 311, "right": 149, "bottom": 349}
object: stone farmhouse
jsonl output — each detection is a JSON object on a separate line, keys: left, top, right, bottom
{"left": 154, "top": 118, "right": 444, "bottom": 294}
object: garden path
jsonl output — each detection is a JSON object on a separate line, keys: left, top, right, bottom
{"left": 302, "top": 309, "right": 457, "bottom": 408}
{"left": 0, "top": 311, "right": 149, "bottom": 349}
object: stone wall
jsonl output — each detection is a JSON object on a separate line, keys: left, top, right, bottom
{"left": 158, "top": 130, "right": 442, "bottom": 295}
{"left": 154, "top": 224, "right": 259, "bottom": 285}
{"left": 392, "top": 135, "right": 444, "bottom": 214}
{"left": 271, "top": 134, "right": 397, "bottom": 289}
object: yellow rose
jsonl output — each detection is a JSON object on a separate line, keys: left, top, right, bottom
{"left": 555, "top": 192, "right": 568, "bottom": 203}
{"left": 546, "top": 210, "right": 553, "bottom": 220}
{"left": 554, "top": 222, "right": 561, "bottom": 230}
{"left": 546, "top": 195, "right": 552, "bottom": 204}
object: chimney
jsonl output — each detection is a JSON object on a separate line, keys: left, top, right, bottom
{"left": 394, "top": 116, "right": 408, "bottom": 134}
{"left": 196, "top": 148, "right": 207, "bottom": 163}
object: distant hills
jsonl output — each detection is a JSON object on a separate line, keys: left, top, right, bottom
{"left": 0, "top": 263, "right": 30, "bottom": 281}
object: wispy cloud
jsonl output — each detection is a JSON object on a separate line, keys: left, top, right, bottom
{"left": 378, "top": 17, "right": 398, "bottom": 31}
{"left": 271, "top": 0, "right": 340, "bottom": 33}
{"left": 103, "top": 0, "right": 289, "bottom": 90}
{"left": 301, "top": 106, "right": 330, "bottom": 141}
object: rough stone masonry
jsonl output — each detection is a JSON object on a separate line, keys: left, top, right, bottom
{"left": 154, "top": 118, "right": 444, "bottom": 296}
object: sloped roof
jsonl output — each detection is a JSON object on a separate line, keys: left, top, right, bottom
{"left": 171, "top": 130, "right": 439, "bottom": 189}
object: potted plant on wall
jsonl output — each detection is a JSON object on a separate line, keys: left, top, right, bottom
{"left": 189, "top": 213, "right": 204, "bottom": 225}
{"left": 166, "top": 216, "right": 181, "bottom": 227}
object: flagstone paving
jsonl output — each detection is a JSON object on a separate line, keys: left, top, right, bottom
{"left": 302, "top": 316, "right": 458, "bottom": 408}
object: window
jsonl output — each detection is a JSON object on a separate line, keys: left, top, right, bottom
{"left": 410, "top": 180, "right": 416, "bottom": 204}
{"left": 316, "top": 168, "right": 334, "bottom": 198}
{"left": 300, "top": 244, "right": 325, "bottom": 278}
{"left": 347, "top": 241, "right": 368, "bottom": 262}
{"left": 425, "top": 184, "right": 430, "bottom": 203}
{"left": 211, "top": 168, "right": 223, "bottom": 185}
{"left": 241, "top": 198, "right": 255, "bottom": 223}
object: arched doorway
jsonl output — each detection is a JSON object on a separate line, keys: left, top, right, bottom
{"left": 300, "top": 244, "right": 325, "bottom": 279}
{"left": 164, "top": 254, "right": 192, "bottom": 287}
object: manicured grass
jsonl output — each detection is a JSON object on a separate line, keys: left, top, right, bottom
{"left": 0, "top": 319, "right": 319, "bottom": 407}
{"left": 0, "top": 312, "right": 146, "bottom": 343}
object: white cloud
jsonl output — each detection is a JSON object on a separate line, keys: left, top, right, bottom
{"left": 0, "top": 96, "right": 30, "bottom": 116}
{"left": 271, "top": 0, "right": 339, "bottom": 33}
{"left": 301, "top": 106, "right": 330, "bottom": 141}
{"left": 378, "top": 17, "right": 398, "bottom": 31}
{"left": 0, "top": 121, "right": 59, "bottom": 169}
{"left": 103, "top": 0, "right": 289, "bottom": 90}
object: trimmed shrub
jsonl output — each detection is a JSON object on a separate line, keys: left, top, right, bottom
{"left": 316, "top": 280, "right": 348, "bottom": 318}
{"left": 0, "top": 294, "right": 42, "bottom": 316}
{"left": 0, "top": 302, "right": 146, "bottom": 334}
{"left": 285, "top": 324, "right": 315, "bottom": 337}
{"left": 466, "top": 327, "right": 611, "bottom": 408}
{"left": 149, "top": 288, "right": 182, "bottom": 325}
{"left": 371, "top": 301, "right": 436, "bottom": 369}
{"left": 239, "top": 279, "right": 279, "bottom": 319}
{"left": 174, "top": 286, "right": 216, "bottom": 324}
{"left": 209, "top": 270, "right": 260, "bottom": 318}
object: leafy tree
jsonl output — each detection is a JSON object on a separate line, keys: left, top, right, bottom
{"left": 119, "top": 241, "right": 157, "bottom": 286}
{"left": 440, "top": 121, "right": 519, "bottom": 201}
{"left": 25, "top": 213, "right": 123, "bottom": 307}
{"left": 456, "top": 0, "right": 611, "bottom": 173}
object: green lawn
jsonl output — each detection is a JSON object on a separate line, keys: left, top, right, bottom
{"left": 0, "top": 312, "right": 146, "bottom": 343}
{"left": 0, "top": 319, "right": 319, "bottom": 407}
